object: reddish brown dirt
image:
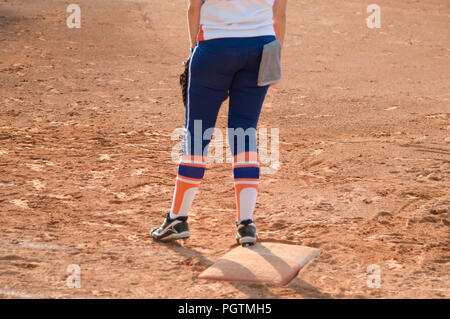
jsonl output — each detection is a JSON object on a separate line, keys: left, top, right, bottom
{"left": 0, "top": 0, "right": 449, "bottom": 298}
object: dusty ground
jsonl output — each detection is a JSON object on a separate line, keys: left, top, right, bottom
{"left": 0, "top": 0, "right": 449, "bottom": 298}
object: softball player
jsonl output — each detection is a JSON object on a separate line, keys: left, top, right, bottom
{"left": 151, "top": 0, "right": 287, "bottom": 246}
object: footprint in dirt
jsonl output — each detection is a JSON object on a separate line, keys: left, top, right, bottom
{"left": 312, "top": 200, "right": 334, "bottom": 212}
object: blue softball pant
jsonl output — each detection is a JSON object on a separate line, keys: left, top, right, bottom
{"left": 183, "top": 35, "right": 276, "bottom": 156}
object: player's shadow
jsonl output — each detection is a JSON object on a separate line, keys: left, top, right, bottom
{"left": 160, "top": 241, "right": 332, "bottom": 299}
{"left": 237, "top": 241, "right": 332, "bottom": 299}
{"left": 161, "top": 241, "right": 280, "bottom": 298}
{"left": 246, "top": 242, "right": 332, "bottom": 299}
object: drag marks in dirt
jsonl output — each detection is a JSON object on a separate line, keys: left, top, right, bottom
{"left": 1, "top": 0, "right": 449, "bottom": 298}
{"left": 1, "top": 124, "right": 230, "bottom": 298}
{"left": 0, "top": 238, "right": 194, "bottom": 298}
{"left": 1, "top": 124, "right": 448, "bottom": 297}
{"left": 294, "top": 205, "right": 449, "bottom": 297}
{"left": 255, "top": 132, "right": 449, "bottom": 297}
{"left": 0, "top": 288, "right": 45, "bottom": 298}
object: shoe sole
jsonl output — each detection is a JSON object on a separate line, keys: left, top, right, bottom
{"left": 236, "top": 235, "right": 257, "bottom": 246}
{"left": 150, "top": 228, "right": 190, "bottom": 242}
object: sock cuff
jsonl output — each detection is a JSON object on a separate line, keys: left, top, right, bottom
{"left": 181, "top": 155, "right": 206, "bottom": 167}
{"left": 233, "top": 151, "right": 259, "bottom": 167}
{"left": 177, "top": 175, "right": 202, "bottom": 184}
{"left": 178, "top": 164, "right": 206, "bottom": 180}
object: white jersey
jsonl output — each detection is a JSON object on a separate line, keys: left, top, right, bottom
{"left": 198, "top": 0, "right": 276, "bottom": 41}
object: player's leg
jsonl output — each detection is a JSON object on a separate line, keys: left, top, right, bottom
{"left": 151, "top": 44, "right": 232, "bottom": 241}
{"left": 228, "top": 39, "right": 272, "bottom": 245}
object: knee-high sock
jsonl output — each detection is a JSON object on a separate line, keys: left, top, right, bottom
{"left": 233, "top": 151, "right": 259, "bottom": 222}
{"left": 169, "top": 155, "right": 206, "bottom": 219}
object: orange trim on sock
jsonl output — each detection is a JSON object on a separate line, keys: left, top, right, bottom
{"left": 181, "top": 162, "right": 207, "bottom": 168}
{"left": 177, "top": 175, "right": 202, "bottom": 183}
{"left": 171, "top": 179, "right": 199, "bottom": 215}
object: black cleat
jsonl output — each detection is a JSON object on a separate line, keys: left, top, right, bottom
{"left": 236, "top": 219, "right": 257, "bottom": 246}
{"left": 150, "top": 213, "right": 190, "bottom": 242}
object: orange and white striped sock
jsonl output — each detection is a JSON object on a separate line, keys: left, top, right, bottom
{"left": 233, "top": 151, "right": 259, "bottom": 222}
{"left": 169, "top": 155, "right": 206, "bottom": 219}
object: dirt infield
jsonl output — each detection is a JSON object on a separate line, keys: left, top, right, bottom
{"left": 0, "top": 0, "right": 449, "bottom": 298}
